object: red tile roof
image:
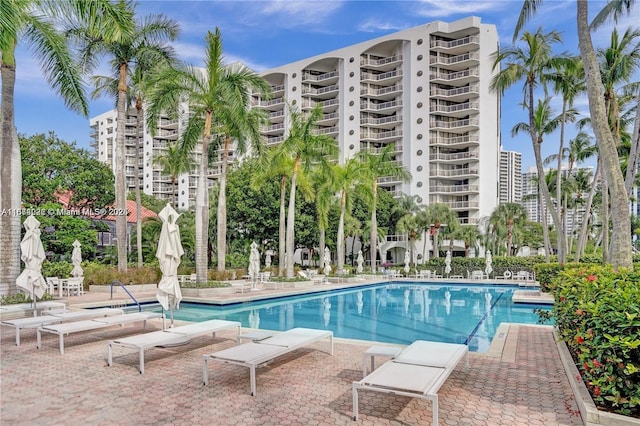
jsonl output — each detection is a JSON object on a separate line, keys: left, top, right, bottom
{"left": 55, "top": 191, "right": 158, "bottom": 223}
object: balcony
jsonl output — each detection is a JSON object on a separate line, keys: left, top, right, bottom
{"left": 270, "top": 84, "right": 285, "bottom": 95}
{"left": 155, "top": 129, "right": 179, "bottom": 139}
{"left": 429, "top": 134, "right": 479, "bottom": 148}
{"left": 266, "top": 135, "right": 285, "bottom": 145}
{"left": 269, "top": 110, "right": 285, "bottom": 122}
{"left": 360, "top": 115, "right": 402, "bottom": 128}
{"left": 429, "top": 184, "right": 479, "bottom": 194}
{"left": 360, "top": 99, "right": 402, "bottom": 113}
{"left": 252, "top": 97, "right": 285, "bottom": 110}
{"left": 430, "top": 118, "right": 479, "bottom": 133}
{"left": 360, "top": 69, "right": 403, "bottom": 84}
{"left": 444, "top": 200, "right": 480, "bottom": 210}
{"left": 429, "top": 151, "right": 479, "bottom": 162}
{"left": 430, "top": 85, "right": 479, "bottom": 102}
{"left": 429, "top": 102, "right": 479, "bottom": 117}
{"left": 301, "top": 98, "right": 339, "bottom": 112}
{"left": 302, "top": 84, "right": 339, "bottom": 99}
{"left": 430, "top": 36, "right": 480, "bottom": 55}
{"left": 360, "top": 129, "right": 403, "bottom": 142}
{"left": 429, "top": 52, "right": 480, "bottom": 71}
{"left": 302, "top": 70, "right": 339, "bottom": 85}
{"left": 429, "top": 167, "right": 479, "bottom": 178}
{"left": 360, "top": 143, "right": 403, "bottom": 154}
{"left": 316, "top": 112, "right": 339, "bottom": 126}
{"left": 430, "top": 68, "right": 479, "bottom": 86}
{"left": 312, "top": 126, "right": 339, "bottom": 136}
{"left": 260, "top": 123, "right": 285, "bottom": 135}
{"left": 360, "top": 84, "right": 403, "bottom": 100}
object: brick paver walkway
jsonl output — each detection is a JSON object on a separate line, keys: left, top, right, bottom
{"left": 0, "top": 317, "right": 582, "bottom": 425}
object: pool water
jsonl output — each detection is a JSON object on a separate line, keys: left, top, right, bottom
{"left": 168, "top": 283, "right": 551, "bottom": 352}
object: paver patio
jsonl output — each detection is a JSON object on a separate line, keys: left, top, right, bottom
{"left": 0, "top": 290, "right": 582, "bottom": 425}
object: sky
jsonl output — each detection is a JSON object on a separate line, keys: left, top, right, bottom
{"left": 12, "top": 0, "right": 640, "bottom": 172}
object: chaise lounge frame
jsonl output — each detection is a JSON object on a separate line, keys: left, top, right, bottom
{"left": 202, "top": 327, "right": 333, "bottom": 396}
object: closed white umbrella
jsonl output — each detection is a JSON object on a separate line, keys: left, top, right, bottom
{"left": 404, "top": 250, "right": 410, "bottom": 274}
{"left": 156, "top": 203, "right": 184, "bottom": 327}
{"left": 16, "top": 215, "right": 47, "bottom": 313}
{"left": 445, "top": 250, "right": 452, "bottom": 275}
{"left": 323, "top": 247, "right": 331, "bottom": 276}
{"left": 356, "top": 250, "right": 364, "bottom": 274}
{"left": 248, "top": 241, "right": 260, "bottom": 288}
{"left": 71, "top": 240, "right": 83, "bottom": 277}
{"left": 485, "top": 250, "right": 493, "bottom": 278}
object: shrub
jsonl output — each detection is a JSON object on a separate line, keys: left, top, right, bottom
{"left": 41, "top": 261, "right": 73, "bottom": 278}
{"left": 0, "top": 292, "right": 54, "bottom": 305}
{"left": 83, "top": 262, "right": 160, "bottom": 285}
{"left": 549, "top": 265, "right": 640, "bottom": 417}
{"left": 180, "top": 281, "right": 230, "bottom": 288}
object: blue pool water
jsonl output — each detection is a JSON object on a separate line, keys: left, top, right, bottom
{"left": 168, "top": 283, "right": 551, "bottom": 352}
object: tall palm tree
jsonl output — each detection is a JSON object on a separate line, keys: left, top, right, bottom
{"left": 417, "top": 203, "right": 459, "bottom": 259}
{"left": 491, "top": 28, "right": 569, "bottom": 263}
{"left": 146, "top": 29, "right": 269, "bottom": 283}
{"left": 90, "top": 23, "right": 178, "bottom": 268}
{"left": 357, "top": 145, "right": 411, "bottom": 272}
{"left": 73, "top": 5, "right": 179, "bottom": 272}
{"left": 514, "top": 0, "right": 635, "bottom": 268}
{"left": 153, "top": 142, "right": 194, "bottom": 207}
{"left": 310, "top": 166, "right": 337, "bottom": 271}
{"left": 279, "top": 106, "right": 338, "bottom": 278}
{"left": 489, "top": 203, "right": 529, "bottom": 256}
{"left": 333, "top": 158, "right": 367, "bottom": 273}
{"left": 0, "top": 1, "right": 132, "bottom": 292}
{"left": 457, "top": 225, "right": 481, "bottom": 257}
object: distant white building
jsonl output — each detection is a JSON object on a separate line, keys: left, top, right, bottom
{"left": 499, "top": 149, "right": 522, "bottom": 204}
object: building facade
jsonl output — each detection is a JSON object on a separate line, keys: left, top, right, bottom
{"left": 498, "top": 150, "right": 522, "bottom": 203}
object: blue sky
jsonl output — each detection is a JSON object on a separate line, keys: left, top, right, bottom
{"left": 13, "top": 0, "right": 639, "bottom": 171}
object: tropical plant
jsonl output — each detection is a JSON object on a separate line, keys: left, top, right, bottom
{"left": 492, "top": 28, "right": 569, "bottom": 263}
{"left": 278, "top": 105, "right": 338, "bottom": 278}
{"left": 356, "top": 145, "right": 411, "bottom": 272}
{"left": 71, "top": 2, "right": 179, "bottom": 272}
{"left": 0, "top": 0, "right": 131, "bottom": 294}
{"left": 489, "top": 203, "right": 529, "bottom": 256}
{"left": 146, "top": 28, "right": 269, "bottom": 282}
{"left": 417, "top": 203, "right": 459, "bottom": 259}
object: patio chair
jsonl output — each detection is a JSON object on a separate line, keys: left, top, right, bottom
{"left": 1, "top": 307, "right": 121, "bottom": 346}
{"left": 202, "top": 327, "right": 333, "bottom": 396}
{"left": 107, "top": 319, "right": 241, "bottom": 374}
{"left": 36, "top": 311, "right": 163, "bottom": 354}
{"left": 353, "top": 340, "right": 469, "bottom": 425}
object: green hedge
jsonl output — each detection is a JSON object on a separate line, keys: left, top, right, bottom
{"left": 548, "top": 265, "right": 639, "bottom": 417}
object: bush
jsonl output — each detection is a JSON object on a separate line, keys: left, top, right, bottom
{"left": 549, "top": 265, "right": 640, "bottom": 417}
{"left": 180, "top": 281, "right": 230, "bottom": 288}
{"left": 41, "top": 261, "right": 73, "bottom": 279}
{"left": 0, "top": 292, "right": 55, "bottom": 305}
{"left": 82, "top": 262, "right": 160, "bottom": 285}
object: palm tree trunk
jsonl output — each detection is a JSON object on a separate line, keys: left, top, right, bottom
{"left": 319, "top": 228, "right": 325, "bottom": 270}
{"left": 217, "top": 135, "right": 231, "bottom": 272}
{"left": 279, "top": 175, "right": 286, "bottom": 276}
{"left": 556, "top": 99, "right": 568, "bottom": 263}
{"left": 625, "top": 91, "right": 640, "bottom": 196}
{"left": 285, "top": 158, "right": 300, "bottom": 278}
{"left": 135, "top": 98, "right": 143, "bottom": 268}
{"left": 575, "top": 159, "right": 600, "bottom": 260}
{"left": 370, "top": 184, "right": 378, "bottom": 273}
{"left": 337, "top": 191, "right": 346, "bottom": 273}
{"left": 195, "top": 113, "right": 212, "bottom": 284}
{"left": 541, "top": 203, "right": 551, "bottom": 261}
{"left": 602, "top": 180, "right": 609, "bottom": 263}
{"left": 115, "top": 63, "right": 129, "bottom": 271}
{"left": 0, "top": 57, "right": 22, "bottom": 294}
{"left": 577, "top": 0, "right": 633, "bottom": 269}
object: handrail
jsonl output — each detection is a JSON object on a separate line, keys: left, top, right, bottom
{"left": 110, "top": 280, "right": 142, "bottom": 312}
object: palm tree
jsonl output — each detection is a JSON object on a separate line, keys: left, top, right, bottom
{"left": 73, "top": 5, "right": 179, "bottom": 272}
{"left": 344, "top": 215, "right": 363, "bottom": 266}
{"left": 491, "top": 28, "right": 569, "bottom": 263}
{"left": 395, "top": 194, "right": 421, "bottom": 268}
{"left": 90, "top": 21, "right": 178, "bottom": 268}
{"left": 457, "top": 225, "right": 481, "bottom": 257}
{"left": 514, "top": 0, "right": 635, "bottom": 269}
{"left": 146, "top": 29, "right": 269, "bottom": 283}
{"left": 153, "top": 142, "right": 194, "bottom": 207}
{"left": 417, "top": 203, "right": 459, "bottom": 259}
{"left": 309, "top": 161, "right": 336, "bottom": 272}
{"left": 332, "top": 158, "right": 367, "bottom": 273}
{"left": 357, "top": 145, "right": 411, "bottom": 272}
{"left": 0, "top": 1, "right": 132, "bottom": 292}
{"left": 279, "top": 106, "right": 338, "bottom": 278}
{"left": 489, "top": 203, "right": 529, "bottom": 256}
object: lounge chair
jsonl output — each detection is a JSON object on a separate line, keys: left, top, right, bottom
{"left": 352, "top": 340, "right": 468, "bottom": 425}
{"left": 0, "top": 301, "right": 67, "bottom": 317}
{"left": 202, "top": 327, "right": 333, "bottom": 396}
{"left": 1, "top": 307, "right": 123, "bottom": 346}
{"left": 107, "top": 319, "right": 241, "bottom": 374}
{"left": 36, "top": 311, "right": 163, "bottom": 354}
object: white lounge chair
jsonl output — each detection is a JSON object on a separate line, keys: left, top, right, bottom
{"left": 353, "top": 340, "right": 468, "bottom": 425}
{"left": 1, "top": 307, "right": 123, "bottom": 346}
{"left": 0, "top": 301, "right": 67, "bottom": 317}
{"left": 107, "top": 319, "right": 241, "bottom": 374}
{"left": 202, "top": 327, "right": 333, "bottom": 396}
{"left": 36, "top": 311, "right": 163, "bottom": 354}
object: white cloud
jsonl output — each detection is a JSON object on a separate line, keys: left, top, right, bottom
{"left": 356, "top": 18, "right": 410, "bottom": 33}
{"left": 413, "top": 0, "right": 508, "bottom": 18}
{"left": 244, "top": 0, "right": 344, "bottom": 28}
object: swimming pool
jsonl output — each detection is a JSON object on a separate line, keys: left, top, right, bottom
{"left": 168, "top": 283, "right": 551, "bottom": 352}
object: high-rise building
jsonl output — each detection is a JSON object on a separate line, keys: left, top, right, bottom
{"left": 254, "top": 16, "right": 500, "bottom": 227}
{"left": 499, "top": 150, "right": 522, "bottom": 203}
{"left": 90, "top": 16, "right": 500, "bottom": 236}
